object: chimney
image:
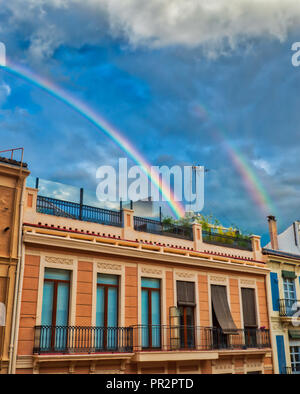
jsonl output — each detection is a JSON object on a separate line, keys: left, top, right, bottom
{"left": 267, "top": 215, "right": 279, "bottom": 250}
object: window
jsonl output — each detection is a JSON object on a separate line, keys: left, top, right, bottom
{"left": 241, "top": 287, "right": 258, "bottom": 347}
{"left": 290, "top": 346, "right": 300, "bottom": 374}
{"left": 96, "top": 273, "right": 119, "bottom": 349}
{"left": 141, "top": 278, "right": 161, "bottom": 349}
{"left": 41, "top": 268, "right": 70, "bottom": 351}
{"left": 177, "top": 281, "right": 196, "bottom": 349}
{"left": 283, "top": 278, "right": 297, "bottom": 315}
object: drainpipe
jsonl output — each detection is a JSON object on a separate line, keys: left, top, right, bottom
{"left": 8, "top": 180, "right": 25, "bottom": 374}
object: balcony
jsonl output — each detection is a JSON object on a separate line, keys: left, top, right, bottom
{"left": 33, "top": 326, "right": 133, "bottom": 354}
{"left": 131, "top": 325, "right": 270, "bottom": 352}
{"left": 33, "top": 325, "right": 270, "bottom": 356}
{"left": 279, "top": 299, "right": 300, "bottom": 317}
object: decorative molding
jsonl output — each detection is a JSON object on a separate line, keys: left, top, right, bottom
{"left": 175, "top": 271, "right": 195, "bottom": 279}
{"left": 210, "top": 275, "right": 227, "bottom": 285}
{"left": 97, "top": 262, "right": 122, "bottom": 271}
{"left": 141, "top": 267, "right": 162, "bottom": 275}
{"left": 240, "top": 279, "right": 255, "bottom": 286}
{"left": 44, "top": 256, "right": 73, "bottom": 265}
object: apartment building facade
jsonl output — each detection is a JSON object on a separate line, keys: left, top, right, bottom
{"left": 0, "top": 156, "right": 273, "bottom": 374}
{"left": 263, "top": 216, "right": 300, "bottom": 374}
{"left": 0, "top": 151, "right": 30, "bottom": 374}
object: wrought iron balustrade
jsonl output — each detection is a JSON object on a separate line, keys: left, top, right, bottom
{"left": 133, "top": 216, "right": 193, "bottom": 241}
{"left": 279, "top": 299, "right": 300, "bottom": 317}
{"left": 202, "top": 230, "right": 252, "bottom": 251}
{"left": 131, "top": 325, "right": 270, "bottom": 352}
{"left": 36, "top": 195, "right": 123, "bottom": 227}
{"left": 33, "top": 325, "right": 133, "bottom": 354}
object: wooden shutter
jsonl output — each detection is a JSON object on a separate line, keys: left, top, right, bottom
{"left": 241, "top": 287, "right": 257, "bottom": 328}
{"left": 176, "top": 281, "right": 195, "bottom": 306}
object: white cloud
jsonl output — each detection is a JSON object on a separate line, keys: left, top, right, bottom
{"left": 105, "top": 0, "right": 300, "bottom": 52}
{"left": 0, "top": 82, "right": 11, "bottom": 104}
{"left": 253, "top": 158, "right": 274, "bottom": 175}
{"left": 2, "top": 0, "right": 300, "bottom": 60}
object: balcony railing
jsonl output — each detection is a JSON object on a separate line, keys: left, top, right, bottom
{"left": 131, "top": 325, "right": 270, "bottom": 352}
{"left": 33, "top": 326, "right": 133, "bottom": 354}
{"left": 36, "top": 195, "right": 123, "bottom": 227}
{"left": 33, "top": 325, "right": 270, "bottom": 354}
{"left": 133, "top": 216, "right": 193, "bottom": 241}
{"left": 279, "top": 299, "right": 300, "bottom": 317}
{"left": 202, "top": 230, "right": 252, "bottom": 251}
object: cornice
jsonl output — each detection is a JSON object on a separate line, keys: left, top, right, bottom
{"left": 23, "top": 231, "right": 270, "bottom": 275}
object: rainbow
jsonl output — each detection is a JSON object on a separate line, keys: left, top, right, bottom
{"left": 1, "top": 60, "right": 186, "bottom": 219}
{"left": 191, "top": 104, "right": 277, "bottom": 217}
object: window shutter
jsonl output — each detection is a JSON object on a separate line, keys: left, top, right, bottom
{"left": 270, "top": 272, "right": 280, "bottom": 311}
{"left": 241, "top": 288, "right": 257, "bottom": 328}
{"left": 276, "top": 335, "right": 286, "bottom": 374}
{"left": 176, "top": 281, "right": 195, "bottom": 306}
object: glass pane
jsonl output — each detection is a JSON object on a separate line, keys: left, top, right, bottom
{"left": 141, "top": 278, "right": 160, "bottom": 289}
{"left": 56, "top": 282, "right": 69, "bottom": 326}
{"left": 44, "top": 268, "right": 70, "bottom": 281}
{"left": 95, "top": 287, "right": 105, "bottom": 349}
{"left": 41, "top": 282, "right": 54, "bottom": 326}
{"left": 107, "top": 288, "right": 118, "bottom": 327}
{"left": 141, "top": 289, "right": 149, "bottom": 347}
{"left": 55, "top": 282, "right": 69, "bottom": 351}
{"left": 96, "top": 287, "right": 105, "bottom": 327}
{"left": 41, "top": 281, "right": 54, "bottom": 351}
{"left": 107, "top": 287, "right": 118, "bottom": 349}
{"left": 151, "top": 291, "right": 160, "bottom": 348}
{"left": 97, "top": 274, "right": 118, "bottom": 285}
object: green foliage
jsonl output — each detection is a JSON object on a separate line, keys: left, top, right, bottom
{"left": 161, "top": 212, "right": 251, "bottom": 247}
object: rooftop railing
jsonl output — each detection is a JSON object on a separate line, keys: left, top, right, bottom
{"left": 133, "top": 216, "right": 193, "bottom": 241}
{"left": 202, "top": 229, "right": 252, "bottom": 251}
{"left": 36, "top": 195, "right": 123, "bottom": 227}
{"left": 35, "top": 195, "right": 253, "bottom": 248}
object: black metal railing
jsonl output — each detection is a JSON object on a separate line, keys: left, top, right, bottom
{"left": 33, "top": 326, "right": 133, "bottom": 354}
{"left": 36, "top": 195, "right": 123, "bottom": 227}
{"left": 202, "top": 229, "right": 252, "bottom": 251}
{"left": 133, "top": 217, "right": 193, "bottom": 241}
{"left": 131, "top": 325, "right": 270, "bottom": 352}
{"left": 279, "top": 299, "right": 300, "bottom": 317}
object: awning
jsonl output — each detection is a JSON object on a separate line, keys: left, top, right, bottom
{"left": 241, "top": 288, "right": 257, "bottom": 328}
{"left": 177, "top": 281, "right": 196, "bottom": 306}
{"left": 289, "top": 330, "right": 300, "bottom": 339}
{"left": 282, "top": 270, "right": 297, "bottom": 279}
{"left": 211, "top": 285, "right": 238, "bottom": 334}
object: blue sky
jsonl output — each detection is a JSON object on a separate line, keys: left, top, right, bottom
{"left": 1, "top": 1, "right": 300, "bottom": 245}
